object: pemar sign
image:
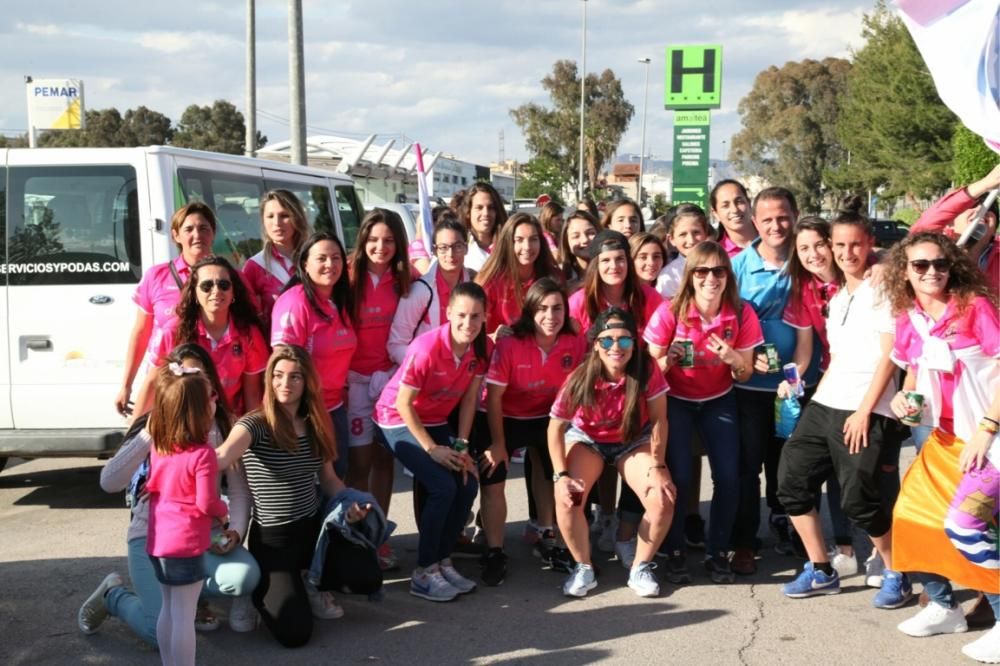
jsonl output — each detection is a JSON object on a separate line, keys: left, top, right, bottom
{"left": 663, "top": 45, "right": 722, "bottom": 110}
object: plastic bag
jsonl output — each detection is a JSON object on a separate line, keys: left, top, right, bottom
{"left": 774, "top": 396, "right": 801, "bottom": 439}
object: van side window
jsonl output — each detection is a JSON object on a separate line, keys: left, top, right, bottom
{"left": 335, "top": 185, "right": 364, "bottom": 251}
{"left": 5, "top": 165, "right": 141, "bottom": 286}
{"left": 264, "top": 180, "right": 334, "bottom": 235}
{"left": 177, "top": 168, "right": 263, "bottom": 265}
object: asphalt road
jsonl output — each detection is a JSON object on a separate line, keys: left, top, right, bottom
{"left": 0, "top": 444, "right": 988, "bottom": 665}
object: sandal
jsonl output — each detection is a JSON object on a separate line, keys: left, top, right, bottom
{"left": 194, "top": 601, "right": 221, "bottom": 632}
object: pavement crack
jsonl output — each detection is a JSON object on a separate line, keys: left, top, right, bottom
{"left": 738, "top": 582, "right": 765, "bottom": 665}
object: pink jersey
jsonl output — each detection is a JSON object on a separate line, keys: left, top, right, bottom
{"left": 374, "top": 324, "right": 490, "bottom": 428}
{"left": 720, "top": 234, "right": 745, "bottom": 258}
{"left": 482, "top": 275, "right": 536, "bottom": 335}
{"left": 146, "top": 442, "right": 228, "bottom": 558}
{"left": 644, "top": 300, "right": 764, "bottom": 401}
{"left": 271, "top": 284, "right": 357, "bottom": 410}
{"left": 486, "top": 332, "right": 587, "bottom": 418}
{"left": 132, "top": 256, "right": 190, "bottom": 351}
{"left": 568, "top": 283, "right": 663, "bottom": 337}
{"left": 782, "top": 277, "right": 840, "bottom": 371}
{"left": 892, "top": 295, "right": 1000, "bottom": 432}
{"left": 550, "top": 365, "right": 668, "bottom": 443}
{"left": 350, "top": 270, "right": 407, "bottom": 376}
{"left": 153, "top": 321, "right": 269, "bottom": 416}
{"left": 242, "top": 247, "right": 295, "bottom": 332}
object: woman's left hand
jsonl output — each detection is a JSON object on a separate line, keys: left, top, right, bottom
{"left": 209, "top": 528, "right": 241, "bottom": 555}
{"left": 645, "top": 467, "right": 677, "bottom": 507}
{"left": 959, "top": 430, "right": 994, "bottom": 473}
{"left": 842, "top": 410, "right": 871, "bottom": 454}
{"left": 707, "top": 333, "right": 739, "bottom": 367}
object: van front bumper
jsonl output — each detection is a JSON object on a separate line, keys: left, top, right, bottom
{"left": 0, "top": 429, "right": 124, "bottom": 458}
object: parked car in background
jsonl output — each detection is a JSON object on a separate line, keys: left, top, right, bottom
{"left": 871, "top": 218, "right": 909, "bottom": 248}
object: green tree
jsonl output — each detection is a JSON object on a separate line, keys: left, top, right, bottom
{"left": 0, "top": 134, "right": 29, "bottom": 148}
{"left": 729, "top": 58, "right": 851, "bottom": 213}
{"left": 515, "top": 156, "right": 569, "bottom": 203}
{"left": 511, "top": 60, "right": 634, "bottom": 194}
{"left": 38, "top": 106, "right": 172, "bottom": 147}
{"left": 830, "top": 1, "right": 957, "bottom": 201}
{"left": 952, "top": 124, "right": 998, "bottom": 185}
{"left": 172, "top": 100, "right": 266, "bottom": 155}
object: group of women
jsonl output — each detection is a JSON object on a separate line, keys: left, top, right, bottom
{"left": 75, "top": 170, "right": 997, "bottom": 662}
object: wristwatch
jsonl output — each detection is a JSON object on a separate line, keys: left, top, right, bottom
{"left": 552, "top": 471, "right": 570, "bottom": 482}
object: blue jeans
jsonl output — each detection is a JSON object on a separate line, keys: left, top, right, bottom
{"left": 379, "top": 424, "right": 479, "bottom": 568}
{"left": 732, "top": 388, "right": 786, "bottom": 548}
{"left": 663, "top": 391, "right": 740, "bottom": 555}
{"left": 105, "top": 537, "right": 261, "bottom": 647}
{"left": 910, "top": 425, "right": 933, "bottom": 453}
{"left": 330, "top": 405, "right": 349, "bottom": 479}
{"left": 913, "top": 572, "right": 1000, "bottom": 618}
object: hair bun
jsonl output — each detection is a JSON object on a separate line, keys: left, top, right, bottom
{"left": 839, "top": 195, "right": 865, "bottom": 217}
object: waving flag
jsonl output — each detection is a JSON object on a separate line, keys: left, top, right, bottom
{"left": 414, "top": 144, "right": 435, "bottom": 256}
{"left": 897, "top": 0, "right": 1000, "bottom": 152}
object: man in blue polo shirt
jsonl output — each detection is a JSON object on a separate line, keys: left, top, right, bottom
{"left": 729, "top": 186, "right": 821, "bottom": 574}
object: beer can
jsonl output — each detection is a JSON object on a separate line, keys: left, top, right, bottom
{"left": 452, "top": 438, "right": 468, "bottom": 453}
{"left": 678, "top": 340, "right": 695, "bottom": 368}
{"left": 782, "top": 362, "right": 804, "bottom": 397}
{"left": 900, "top": 391, "right": 924, "bottom": 426}
{"left": 762, "top": 344, "right": 781, "bottom": 373}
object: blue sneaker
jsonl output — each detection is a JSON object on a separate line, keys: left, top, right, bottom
{"left": 781, "top": 562, "right": 840, "bottom": 598}
{"left": 873, "top": 569, "right": 913, "bottom": 609}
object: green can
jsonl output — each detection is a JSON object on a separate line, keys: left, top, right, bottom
{"left": 452, "top": 438, "right": 468, "bottom": 453}
{"left": 762, "top": 344, "right": 781, "bottom": 373}
{"left": 678, "top": 340, "right": 695, "bottom": 368}
{"left": 900, "top": 391, "right": 924, "bottom": 426}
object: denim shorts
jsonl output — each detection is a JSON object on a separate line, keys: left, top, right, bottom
{"left": 148, "top": 554, "right": 205, "bottom": 586}
{"left": 565, "top": 424, "right": 651, "bottom": 466}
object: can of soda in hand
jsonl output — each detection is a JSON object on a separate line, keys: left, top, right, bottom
{"left": 761, "top": 344, "right": 781, "bottom": 373}
{"left": 452, "top": 438, "right": 468, "bottom": 453}
{"left": 782, "top": 362, "right": 805, "bottom": 397}
{"left": 569, "top": 485, "right": 584, "bottom": 507}
{"left": 900, "top": 392, "right": 924, "bottom": 426}
{"left": 678, "top": 340, "right": 695, "bottom": 368}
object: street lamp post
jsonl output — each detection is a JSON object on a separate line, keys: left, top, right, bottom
{"left": 637, "top": 57, "right": 651, "bottom": 205}
{"left": 578, "top": 0, "right": 587, "bottom": 202}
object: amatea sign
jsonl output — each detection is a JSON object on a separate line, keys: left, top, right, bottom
{"left": 26, "top": 78, "right": 85, "bottom": 130}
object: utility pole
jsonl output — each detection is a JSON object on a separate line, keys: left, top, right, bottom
{"left": 289, "top": 0, "right": 306, "bottom": 165}
{"left": 637, "top": 57, "right": 651, "bottom": 205}
{"left": 578, "top": 0, "right": 587, "bottom": 202}
{"left": 245, "top": 0, "right": 256, "bottom": 157}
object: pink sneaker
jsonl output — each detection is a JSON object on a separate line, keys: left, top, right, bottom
{"left": 377, "top": 542, "right": 400, "bottom": 571}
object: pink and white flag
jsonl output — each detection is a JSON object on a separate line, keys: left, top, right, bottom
{"left": 414, "top": 144, "right": 435, "bottom": 256}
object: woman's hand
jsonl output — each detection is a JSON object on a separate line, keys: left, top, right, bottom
{"left": 209, "top": 528, "right": 241, "bottom": 555}
{"left": 707, "top": 333, "right": 739, "bottom": 367}
{"left": 753, "top": 349, "right": 771, "bottom": 374}
{"left": 665, "top": 342, "right": 686, "bottom": 368}
{"left": 480, "top": 443, "right": 509, "bottom": 477}
{"left": 555, "top": 476, "right": 584, "bottom": 509}
{"left": 644, "top": 466, "right": 676, "bottom": 507}
{"left": 494, "top": 325, "right": 515, "bottom": 340}
{"left": 776, "top": 380, "right": 791, "bottom": 400}
{"left": 429, "top": 444, "right": 462, "bottom": 470}
{"left": 890, "top": 391, "right": 915, "bottom": 420}
{"left": 114, "top": 386, "right": 133, "bottom": 417}
{"left": 346, "top": 502, "right": 373, "bottom": 524}
{"left": 958, "top": 430, "right": 994, "bottom": 473}
{"left": 842, "top": 410, "right": 871, "bottom": 454}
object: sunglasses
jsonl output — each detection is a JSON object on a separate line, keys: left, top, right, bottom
{"left": 908, "top": 259, "right": 950, "bottom": 275}
{"left": 198, "top": 279, "right": 232, "bottom": 293}
{"left": 597, "top": 335, "right": 634, "bottom": 350}
{"left": 691, "top": 266, "right": 727, "bottom": 279}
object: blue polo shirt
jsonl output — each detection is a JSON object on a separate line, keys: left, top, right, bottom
{"left": 730, "top": 239, "right": 820, "bottom": 391}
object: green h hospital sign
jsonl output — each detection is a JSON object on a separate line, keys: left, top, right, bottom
{"left": 664, "top": 45, "right": 721, "bottom": 209}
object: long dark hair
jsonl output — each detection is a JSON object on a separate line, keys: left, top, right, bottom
{"left": 561, "top": 307, "right": 647, "bottom": 443}
{"left": 510, "top": 277, "right": 574, "bottom": 338}
{"left": 175, "top": 256, "right": 262, "bottom": 345}
{"left": 476, "top": 213, "right": 558, "bottom": 309}
{"left": 709, "top": 179, "right": 750, "bottom": 242}
{"left": 671, "top": 241, "right": 741, "bottom": 319}
{"left": 602, "top": 199, "right": 645, "bottom": 233}
{"left": 559, "top": 210, "right": 599, "bottom": 284}
{"left": 258, "top": 345, "right": 337, "bottom": 460}
{"left": 449, "top": 281, "right": 490, "bottom": 365}
{"left": 786, "top": 216, "right": 842, "bottom": 312}
{"left": 581, "top": 232, "right": 647, "bottom": 328}
{"left": 259, "top": 189, "right": 311, "bottom": 271}
{"left": 283, "top": 232, "right": 353, "bottom": 323}
{"left": 462, "top": 182, "right": 507, "bottom": 242}
{"left": 349, "top": 208, "right": 412, "bottom": 323}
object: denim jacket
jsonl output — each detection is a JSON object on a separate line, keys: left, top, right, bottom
{"left": 307, "top": 488, "right": 395, "bottom": 598}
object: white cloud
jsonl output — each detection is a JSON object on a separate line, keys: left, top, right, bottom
{"left": 15, "top": 22, "right": 65, "bottom": 36}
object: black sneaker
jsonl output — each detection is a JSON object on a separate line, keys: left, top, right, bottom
{"left": 481, "top": 549, "right": 508, "bottom": 587}
{"left": 453, "top": 534, "right": 484, "bottom": 559}
{"left": 769, "top": 513, "right": 794, "bottom": 556}
{"left": 665, "top": 550, "right": 692, "bottom": 585}
{"left": 545, "top": 546, "right": 576, "bottom": 573}
{"left": 684, "top": 514, "right": 706, "bottom": 549}
{"left": 704, "top": 553, "right": 735, "bottom": 584}
{"left": 532, "top": 530, "right": 557, "bottom": 559}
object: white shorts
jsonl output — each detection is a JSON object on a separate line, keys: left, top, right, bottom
{"left": 347, "top": 371, "right": 375, "bottom": 448}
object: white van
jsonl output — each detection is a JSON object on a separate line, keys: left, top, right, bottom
{"left": 0, "top": 145, "right": 365, "bottom": 472}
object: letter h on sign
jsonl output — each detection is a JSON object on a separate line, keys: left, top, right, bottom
{"left": 664, "top": 45, "right": 722, "bottom": 110}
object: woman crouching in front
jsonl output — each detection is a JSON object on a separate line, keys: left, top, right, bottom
{"left": 548, "top": 307, "right": 676, "bottom": 598}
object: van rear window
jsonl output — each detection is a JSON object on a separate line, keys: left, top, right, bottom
{"left": 4, "top": 165, "right": 141, "bottom": 286}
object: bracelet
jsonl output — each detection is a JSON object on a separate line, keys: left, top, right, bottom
{"left": 979, "top": 420, "right": 1000, "bottom": 435}
{"left": 983, "top": 416, "right": 1000, "bottom": 427}
{"left": 647, "top": 464, "right": 667, "bottom": 477}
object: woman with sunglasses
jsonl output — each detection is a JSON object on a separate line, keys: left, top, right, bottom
{"left": 476, "top": 212, "right": 559, "bottom": 337}
{"left": 271, "top": 232, "right": 357, "bottom": 479}
{"left": 133, "top": 256, "right": 268, "bottom": 419}
{"left": 644, "top": 241, "right": 762, "bottom": 585}
{"left": 548, "top": 308, "right": 674, "bottom": 598}
{"left": 776, "top": 204, "right": 911, "bottom": 609}
{"left": 883, "top": 232, "right": 999, "bottom": 660}
{"left": 242, "top": 190, "right": 312, "bottom": 335}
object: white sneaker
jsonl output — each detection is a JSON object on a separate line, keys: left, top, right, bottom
{"left": 828, "top": 547, "right": 858, "bottom": 578}
{"left": 439, "top": 561, "right": 477, "bottom": 594}
{"left": 304, "top": 575, "right": 344, "bottom": 620}
{"left": 864, "top": 550, "right": 885, "bottom": 588}
{"left": 597, "top": 518, "right": 616, "bottom": 553}
{"left": 228, "top": 596, "right": 257, "bottom": 632}
{"left": 897, "top": 601, "right": 968, "bottom": 637}
{"left": 614, "top": 539, "right": 637, "bottom": 570}
{"left": 590, "top": 506, "right": 604, "bottom": 534}
{"left": 410, "top": 565, "right": 459, "bottom": 602}
{"left": 562, "top": 563, "right": 597, "bottom": 597}
{"left": 78, "top": 572, "right": 123, "bottom": 634}
{"left": 962, "top": 624, "right": 1000, "bottom": 663}
{"left": 627, "top": 561, "right": 660, "bottom": 598}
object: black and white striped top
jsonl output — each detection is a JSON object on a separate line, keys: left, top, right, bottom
{"left": 238, "top": 413, "right": 322, "bottom": 527}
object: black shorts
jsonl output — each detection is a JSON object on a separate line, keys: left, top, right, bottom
{"left": 469, "top": 412, "right": 554, "bottom": 487}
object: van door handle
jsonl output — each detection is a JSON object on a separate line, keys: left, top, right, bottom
{"left": 25, "top": 338, "right": 53, "bottom": 351}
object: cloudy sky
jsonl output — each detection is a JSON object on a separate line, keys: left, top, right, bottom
{"left": 1, "top": 0, "right": 872, "bottom": 167}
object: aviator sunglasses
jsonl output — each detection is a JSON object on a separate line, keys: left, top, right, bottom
{"left": 691, "top": 266, "right": 728, "bottom": 279}
{"left": 198, "top": 279, "right": 233, "bottom": 293}
{"left": 597, "top": 335, "right": 634, "bottom": 350}
{"left": 908, "top": 258, "right": 951, "bottom": 275}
